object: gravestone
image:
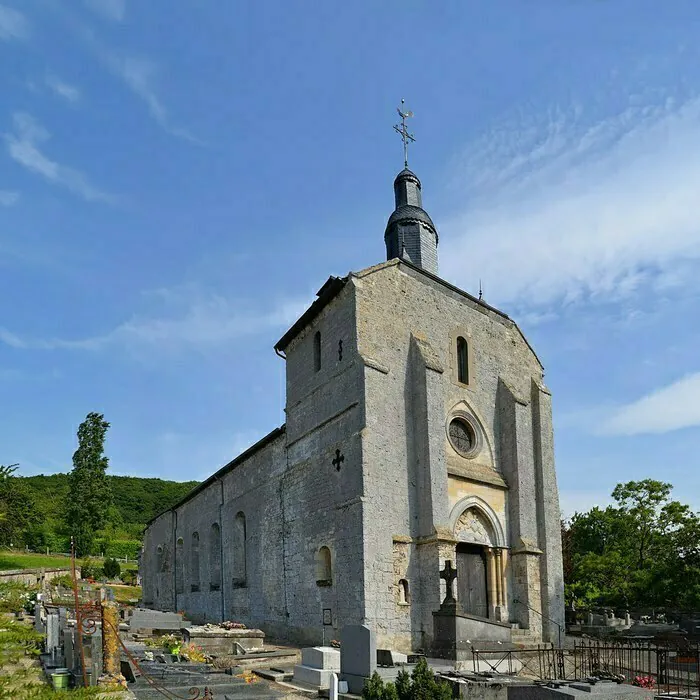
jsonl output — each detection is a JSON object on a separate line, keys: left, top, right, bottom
{"left": 293, "top": 646, "right": 341, "bottom": 689}
{"left": 377, "top": 649, "right": 408, "bottom": 667}
{"left": 340, "top": 624, "right": 376, "bottom": 694}
{"left": 90, "top": 631, "right": 103, "bottom": 685}
{"left": 46, "top": 612, "right": 60, "bottom": 663}
{"left": 34, "top": 593, "right": 45, "bottom": 633}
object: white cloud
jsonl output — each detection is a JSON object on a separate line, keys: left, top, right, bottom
{"left": 0, "top": 4, "right": 28, "bottom": 40}
{"left": 83, "top": 0, "right": 125, "bottom": 22}
{"left": 3, "top": 112, "right": 114, "bottom": 203}
{"left": 46, "top": 75, "right": 81, "bottom": 103}
{"left": 0, "top": 190, "right": 19, "bottom": 206}
{"left": 441, "top": 95, "right": 700, "bottom": 313}
{"left": 602, "top": 372, "right": 700, "bottom": 436}
{"left": 0, "top": 293, "right": 308, "bottom": 352}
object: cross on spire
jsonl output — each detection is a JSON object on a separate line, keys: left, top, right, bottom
{"left": 393, "top": 99, "right": 415, "bottom": 168}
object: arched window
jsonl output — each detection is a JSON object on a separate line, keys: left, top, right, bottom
{"left": 316, "top": 546, "right": 332, "bottom": 586}
{"left": 313, "top": 331, "right": 321, "bottom": 372}
{"left": 398, "top": 579, "right": 410, "bottom": 605}
{"left": 457, "top": 336, "right": 469, "bottom": 384}
{"left": 156, "top": 545, "right": 164, "bottom": 571}
{"left": 210, "top": 523, "right": 222, "bottom": 591}
{"left": 175, "top": 538, "right": 184, "bottom": 594}
{"left": 232, "top": 512, "right": 247, "bottom": 588}
{"left": 190, "top": 532, "right": 200, "bottom": 592}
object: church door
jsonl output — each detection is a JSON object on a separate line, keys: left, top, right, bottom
{"left": 456, "top": 543, "right": 488, "bottom": 618}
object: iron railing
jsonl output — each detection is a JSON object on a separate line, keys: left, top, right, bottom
{"left": 472, "top": 640, "right": 700, "bottom": 698}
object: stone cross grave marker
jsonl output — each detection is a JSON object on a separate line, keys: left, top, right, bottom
{"left": 440, "top": 560, "right": 458, "bottom": 606}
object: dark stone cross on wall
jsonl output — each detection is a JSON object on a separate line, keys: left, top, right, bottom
{"left": 332, "top": 449, "right": 344, "bottom": 471}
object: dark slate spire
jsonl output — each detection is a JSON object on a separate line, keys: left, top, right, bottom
{"left": 385, "top": 102, "right": 439, "bottom": 275}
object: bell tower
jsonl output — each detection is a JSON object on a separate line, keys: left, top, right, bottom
{"left": 384, "top": 100, "right": 439, "bottom": 275}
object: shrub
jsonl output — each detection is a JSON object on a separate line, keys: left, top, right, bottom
{"left": 120, "top": 569, "right": 137, "bottom": 586}
{"left": 410, "top": 657, "right": 452, "bottom": 700}
{"left": 80, "top": 557, "right": 100, "bottom": 580}
{"left": 395, "top": 670, "right": 412, "bottom": 700}
{"left": 51, "top": 573, "right": 74, "bottom": 589}
{"left": 0, "top": 582, "right": 37, "bottom": 614}
{"left": 363, "top": 672, "right": 386, "bottom": 700}
{"left": 103, "top": 557, "right": 121, "bottom": 579}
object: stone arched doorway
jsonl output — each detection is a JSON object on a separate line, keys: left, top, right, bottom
{"left": 452, "top": 502, "right": 507, "bottom": 622}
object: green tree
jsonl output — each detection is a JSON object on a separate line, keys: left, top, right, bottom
{"left": 395, "top": 670, "right": 412, "bottom": 700}
{"left": 565, "top": 480, "right": 700, "bottom": 610}
{"left": 65, "top": 413, "right": 113, "bottom": 556}
{"left": 0, "top": 464, "right": 38, "bottom": 547}
{"left": 410, "top": 657, "right": 452, "bottom": 700}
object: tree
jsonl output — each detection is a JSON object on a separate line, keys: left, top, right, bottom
{"left": 0, "top": 464, "right": 38, "bottom": 546}
{"left": 65, "top": 413, "right": 113, "bottom": 556}
{"left": 565, "top": 480, "right": 700, "bottom": 610}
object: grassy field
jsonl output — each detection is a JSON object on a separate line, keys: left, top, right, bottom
{"left": 0, "top": 550, "right": 138, "bottom": 572}
{"left": 110, "top": 583, "right": 142, "bottom": 604}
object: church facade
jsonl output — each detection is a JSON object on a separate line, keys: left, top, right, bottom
{"left": 142, "top": 164, "right": 564, "bottom": 651}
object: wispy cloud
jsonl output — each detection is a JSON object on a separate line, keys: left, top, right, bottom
{"left": 602, "top": 372, "right": 700, "bottom": 436}
{"left": 102, "top": 53, "right": 201, "bottom": 144}
{"left": 46, "top": 75, "right": 81, "bottom": 103}
{"left": 0, "top": 292, "right": 308, "bottom": 353}
{"left": 0, "top": 4, "right": 28, "bottom": 40}
{"left": 3, "top": 112, "right": 114, "bottom": 203}
{"left": 0, "top": 190, "right": 19, "bottom": 206}
{"left": 442, "top": 94, "right": 700, "bottom": 313}
{"left": 83, "top": 0, "right": 125, "bottom": 22}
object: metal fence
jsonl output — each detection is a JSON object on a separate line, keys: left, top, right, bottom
{"left": 472, "top": 640, "right": 700, "bottom": 698}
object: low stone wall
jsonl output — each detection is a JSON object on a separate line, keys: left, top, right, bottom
{"left": 0, "top": 567, "right": 74, "bottom": 586}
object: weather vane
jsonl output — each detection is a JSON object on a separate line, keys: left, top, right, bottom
{"left": 393, "top": 99, "right": 415, "bottom": 168}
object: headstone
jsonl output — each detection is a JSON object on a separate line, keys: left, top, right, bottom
{"left": 377, "top": 649, "right": 408, "bottom": 667}
{"left": 625, "top": 611, "right": 632, "bottom": 626}
{"left": 90, "top": 632, "right": 103, "bottom": 685}
{"left": 293, "top": 646, "right": 341, "bottom": 689}
{"left": 64, "top": 628, "right": 75, "bottom": 673}
{"left": 46, "top": 613, "right": 60, "bottom": 661}
{"left": 34, "top": 593, "right": 45, "bottom": 633}
{"left": 340, "top": 625, "right": 376, "bottom": 695}
{"left": 121, "top": 659, "right": 137, "bottom": 683}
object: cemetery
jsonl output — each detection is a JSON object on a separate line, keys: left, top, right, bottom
{"left": 2, "top": 552, "right": 700, "bottom": 700}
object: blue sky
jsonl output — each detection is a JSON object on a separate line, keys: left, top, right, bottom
{"left": 2, "top": 0, "right": 699, "bottom": 516}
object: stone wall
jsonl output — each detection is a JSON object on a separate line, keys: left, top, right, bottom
{"left": 354, "top": 260, "right": 562, "bottom": 649}
{"left": 143, "top": 284, "right": 367, "bottom": 644}
{"left": 0, "top": 567, "right": 76, "bottom": 586}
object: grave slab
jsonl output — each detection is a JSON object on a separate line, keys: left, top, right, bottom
{"left": 183, "top": 626, "right": 265, "bottom": 655}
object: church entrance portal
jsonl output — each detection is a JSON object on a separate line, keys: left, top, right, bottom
{"left": 456, "top": 543, "right": 488, "bottom": 618}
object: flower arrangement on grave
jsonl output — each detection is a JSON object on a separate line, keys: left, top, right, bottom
{"left": 632, "top": 675, "right": 655, "bottom": 689}
{"left": 235, "top": 670, "right": 258, "bottom": 684}
{"left": 220, "top": 620, "right": 247, "bottom": 629}
{"left": 182, "top": 643, "right": 207, "bottom": 663}
{"left": 330, "top": 639, "right": 341, "bottom": 648}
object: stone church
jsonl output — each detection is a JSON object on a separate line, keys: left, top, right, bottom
{"left": 142, "top": 139, "right": 564, "bottom": 651}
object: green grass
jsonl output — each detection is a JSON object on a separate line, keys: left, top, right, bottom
{"left": 109, "top": 584, "right": 142, "bottom": 605}
{"left": 0, "top": 551, "right": 137, "bottom": 572}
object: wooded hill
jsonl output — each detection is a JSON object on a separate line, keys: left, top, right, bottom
{"left": 16, "top": 474, "right": 198, "bottom": 557}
